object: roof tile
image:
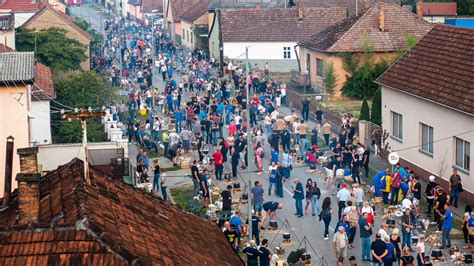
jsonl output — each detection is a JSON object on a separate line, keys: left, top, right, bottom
{"left": 0, "top": 52, "right": 35, "bottom": 83}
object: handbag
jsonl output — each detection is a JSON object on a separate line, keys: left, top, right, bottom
{"left": 458, "top": 183, "right": 464, "bottom": 193}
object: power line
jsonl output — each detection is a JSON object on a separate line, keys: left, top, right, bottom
{"left": 392, "top": 129, "right": 474, "bottom": 153}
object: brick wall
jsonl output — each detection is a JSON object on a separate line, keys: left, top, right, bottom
{"left": 17, "top": 179, "right": 40, "bottom": 224}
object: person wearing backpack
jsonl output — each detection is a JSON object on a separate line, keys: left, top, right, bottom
{"left": 391, "top": 171, "right": 402, "bottom": 205}
{"left": 400, "top": 246, "right": 415, "bottom": 266}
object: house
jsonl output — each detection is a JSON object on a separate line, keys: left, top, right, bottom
{"left": 298, "top": 3, "right": 434, "bottom": 95}
{"left": 123, "top": 0, "right": 143, "bottom": 21}
{"left": 141, "top": 0, "right": 163, "bottom": 21}
{"left": 30, "top": 63, "right": 55, "bottom": 146}
{"left": 208, "top": 5, "right": 348, "bottom": 72}
{"left": 179, "top": 0, "right": 210, "bottom": 50}
{"left": 0, "top": 11, "right": 14, "bottom": 49}
{"left": 0, "top": 0, "right": 42, "bottom": 27}
{"left": 0, "top": 51, "right": 35, "bottom": 198}
{"left": 375, "top": 24, "right": 474, "bottom": 204}
{"left": 416, "top": 1, "right": 457, "bottom": 23}
{"left": 163, "top": 0, "right": 201, "bottom": 42}
{"left": 0, "top": 148, "right": 244, "bottom": 265}
{"left": 21, "top": 4, "right": 92, "bottom": 70}
{"left": 296, "top": 0, "right": 401, "bottom": 16}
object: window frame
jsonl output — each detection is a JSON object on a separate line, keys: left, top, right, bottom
{"left": 454, "top": 137, "right": 470, "bottom": 173}
{"left": 306, "top": 53, "right": 310, "bottom": 71}
{"left": 419, "top": 123, "right": 434, "bottom": 156}
{"left": 391, "top": 111, "right": 403, "bottom": 142}
{"left": 316, "top": 58, "right": 324, "bottom": 77}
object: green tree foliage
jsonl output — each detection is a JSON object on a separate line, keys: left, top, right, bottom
{"left": 359, "top": 97, "right": 370, "bottom": 121}
{"left": 371, "top": 87, "right": 382, "bottom": 126}
{"left": 74, "top": 17, "right": 90, "bottom": 31}
{"left": 323, "top": 62, "right": 337, "bottom": 95}
{"left": 394, "top": 33, "right": 419, "bottom": 61}
{"left": 54, "top": 71, "right": 114, "bottom": 109}
{"left": 16, "top": 28, "right": 87, "bottom": 71}
{"left": 73, "top": 17, "right": 103, "bottom": 47}
{"left": 57, "top": 119, "right": 107, "bottom": 143}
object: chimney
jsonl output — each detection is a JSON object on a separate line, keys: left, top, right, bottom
{"left": 255, "top": 3, "right": 261, "bottom": 9}
{"left": 3, "top": 136, "right": 14, "bottom": 207}
{"left": 297, "top": 4, "right": 304, "bottom": 20}
{"left": 378, "top": 3, "right": 385, "bottom": 32}
{"left": 416, "top": 0, "right": 423, "bottom": 17}
{"left": 16, "top": 147, "right": 40, "bottom": 225}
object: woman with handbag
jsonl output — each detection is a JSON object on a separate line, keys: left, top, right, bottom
{"left": 361, "top": 200, "right": 375, "bottom": 225}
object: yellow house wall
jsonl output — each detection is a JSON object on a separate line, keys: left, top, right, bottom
{"left": 302, "top": 47, "right": 396, "bottom": 95}
{"left": 0, "top": 85, "right": 30, "bottom": 197}
{"left": 24, "top": 9, "right": 91, "bottom": 70}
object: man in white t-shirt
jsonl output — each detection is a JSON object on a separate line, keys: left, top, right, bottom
{"left": 401, "top": 194, "right": 413, "bottom": 211}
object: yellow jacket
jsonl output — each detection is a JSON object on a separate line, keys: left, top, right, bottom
{"left": 381, "top": 175, "right": 392, "bottom": 192}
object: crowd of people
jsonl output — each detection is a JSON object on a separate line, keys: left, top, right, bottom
{"left": 93, "top": 15, "right": 467, "bottom": 266}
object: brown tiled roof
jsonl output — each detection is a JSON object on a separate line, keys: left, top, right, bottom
{"left": 0, "top": 0, "right": 42, "bottom": 11}
{"left": 0, "top": 159, "right": 244, "bottom": 265}
{"left": 295, "top": 0, "right": 401, "bottom": 16}
{"left": 219, "top": 7, "right": 347, "bottom": 42}
{"left": 21, "top": 4, "right": 91, "bottom": 40}
{"left": 422, "top": 2, "right": 457, "bottom": 16}
{"left": 300, "top": 3, "right": 434, "bottom": 52}
{"left": 141, "top": 0, "right": 163, "bottom": 14}
{"left": 170, "top": 0, "right": 201, "bottom": 21}
{"left": 32, "top": 63, "right": 55, "bottom": 101}
{"left": 179, "top": 0, "right": 210, "bottom": 23}
{"left": 376, "top": 24, "right": 474, "bottom": 115}
{"left": 0, "top": 44, "right": 15, "bottom": 53}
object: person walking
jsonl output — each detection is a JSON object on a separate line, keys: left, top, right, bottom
{"left": 212, "top": 148, "right": 224, "bottom": 180}
{"left": 251, "top": 181, "right": 265, "bottom": 214}
{"left": 152, "top": 159, "right": 160, "bottom": 193}
{"left": 416, "top": 235, "right": 426, "bottom": 266}
{"left": 337, "top": 183, "right": 351, "bottom": 221}
{"left": 401, "top": 208, "right": 414, "bottom": 252}
{"left": 320, "top": 197, "right": 333, "bottom": 240}
{"left": 301, "top": 97, "right": 310, "bottom": 121}
{"left": 267, "top": 162, "right": 278, "bottom": 196}
{"left": 440, "top": 203, "right": 453, "bottom": 249}
{"left": 462, "top": 205, "right": 472, "bottom": 249}
{"left": 231, "top": 146, "right": 240, "bottom": 179}
{"left": 293, "top": 179, "right": 304, "bottom": 218}
{"left": 333, "top": 226, "right": 349, "bottom": 260}
{"left": 160, "top": 173, "right": 168, "bottom": 201}
{"left": 304, "top": 179, "right": 313, "bottom": 215}
{"left": 359, "top": 212, "right": 373, "bottom": 262}
{"left": 322, "top": 121, "right": 331, "bottom": 146}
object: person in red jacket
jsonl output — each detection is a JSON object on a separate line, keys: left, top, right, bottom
{"left": 212, "top": 149, "right": 224, "bottom": 180}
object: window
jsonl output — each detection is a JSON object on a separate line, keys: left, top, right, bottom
{"left": 391, "top": 111, "right": 403, "bottom": 141}
{"left": 316, "top": 58, "right": 324, "bottom": 77}
{"left": 420, "top": 123, "right": 433, "bottom": 155}
{"left": 283, "top": 47, "right": 291, "bottom": 59}
{"left": 455, "top": 137, "right": 470, "bottom": 172}
{"left": 306, "top": 54, "right": 310, "bottom": 71}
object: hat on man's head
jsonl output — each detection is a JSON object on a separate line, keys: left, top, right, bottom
{"left": 341, "top": 183, "right": 347, "bottom": 188}
{"left": 429, "top": 175, "right": 435, "bottom": 182}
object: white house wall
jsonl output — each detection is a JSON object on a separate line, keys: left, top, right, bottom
{"left": 12, "top": 12, "right": 35, "bottom": 27}
{"left": 382, "top": 86, "right": 474, "bottom": 192}
{"left": 30, "top": 100, "right": 52, "bottom": 146}
{"left": 223, "top": 42, "right": 298, "bottom": 71}
{"left": 0, "top": 30, "right": 15, "bottom": 49}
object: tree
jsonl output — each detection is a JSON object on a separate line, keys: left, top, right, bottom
{"left": 359, "top": 97, "right": 370, "bottom": 121}
{"left": 371, "top": 87, "right": 382, "bottom": 125}
{"left": 338, "top": 52, "right": 360, "bottom": 75}
{"left": 394, "top": 33, "right": 419, "bottom": 62}
{"left": 323, "top": 61, "right": 337, "bottom": 95}
{"left": 74, "top": 17, "right": 90, "bottom": 32}
{"left": 16, "top": 28, "right": 87, "bottom": 71}
{"left": 57, "top": 119, "right": 107, "bottom": 143}
{"left": 54, "top": 71, "right": 114, "bottom": 109}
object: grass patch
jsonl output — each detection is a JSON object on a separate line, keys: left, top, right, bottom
{"left": 320, "top": 98, "right": 371, "bottom": 119}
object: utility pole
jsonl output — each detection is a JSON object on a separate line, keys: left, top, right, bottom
{"left": 62, "top": 108, "right": 106, "bottom": 185}
{"left": 245, "top": 46, "right": 252, "bottom": 242}
{"left": 151, "top": 15, "right": 156, "bottom": 109}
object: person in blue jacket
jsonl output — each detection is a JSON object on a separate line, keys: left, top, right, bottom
{"left": 372, "top": 168, "right": 390, "bottom": 197}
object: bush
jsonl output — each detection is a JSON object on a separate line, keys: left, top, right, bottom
{"left": 359, "top": 97, "right": 370, "bottom": 121}
{"left": 371, "top": 87, "right": 382, "bottom": 125}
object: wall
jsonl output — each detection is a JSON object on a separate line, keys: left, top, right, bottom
{"left": 208, "top": 11, "right": 219, "bottom": 61}
{"left": 181, "top": 20, "right": 194, "bottom": 50}
{"left": 11, "top": 12, "right": 35, "bottom": 28}
{"left": 23, "top": 9, "right": 91, "bottom": 70}
{"left": 37, "top": 140, "right": 129, "bottom": 171}
{"left": 382, "top": 86, "right": 474, "bottom": 196}
{"left": 0, "top": 84, "right": 30, "bottom": 197}
{"left": 30, "top": 100, "right": 52, "bottom": 146}
{"left": 423, "top": 16, "right": 445, "bottom": 24}
{"left": 0, "top": 29, "right": 15, "bottom": 49}
{"left": 223, "top": 41, "right": 298, "bottom": 71}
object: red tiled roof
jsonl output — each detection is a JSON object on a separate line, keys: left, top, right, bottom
{"left": 295, "top": 0, "right": 401, "bottom": 16}
{"left": 219, "top": 6, "right": 347, "bottom": 42}
{"left": 141, "top": 0, "right": 163, "bottom": 14}
{"left": 32, "top": 63, "right": 55, "bottom": 101}
{"left": 422, "top": 2, "right": 457, "bottom": 16}
{"left": 300, "top": 3, "right": 434, "bottom": 52}
{"left": 171, "top": 0, "right": 201, "bottom": 21}
{"left": 0, "top": 159, "right": 244, "bottom": 265}
{"left": 21, "top": 4, "right": 91, "bottom": 40}
{"left": 376, "top": 24, "right": 474, "bottom": 115}
{"left": 179, "top": 0, "right": 210, "bottom": 23}
{"left": 0, "top": 0, "right": 41, "bottom": 11}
